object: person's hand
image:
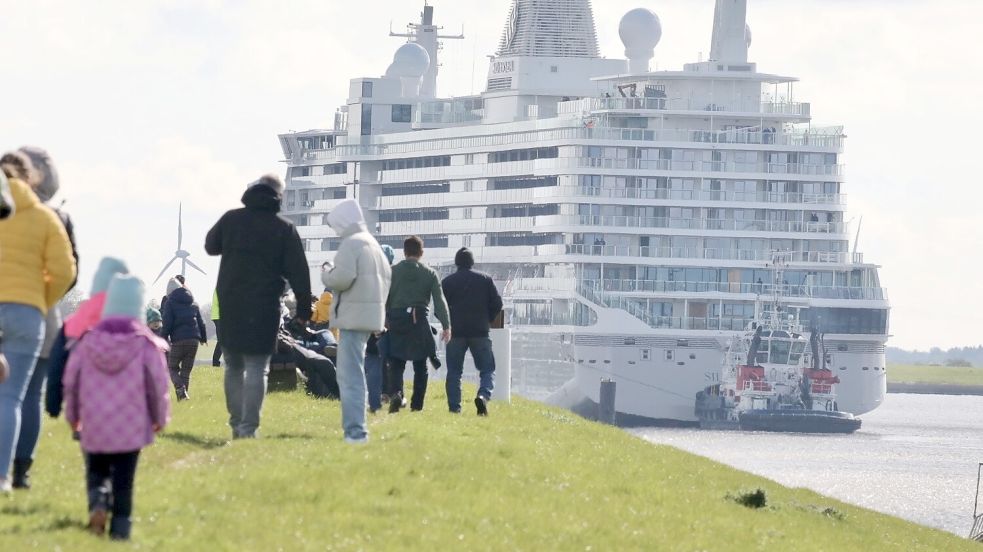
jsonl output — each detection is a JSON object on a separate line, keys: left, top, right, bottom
{"left": 70, "top": 420, "right": 82, "bottom": 432}
{"left": 0, "top": 353, "right": 9, "bottom": 384}
{"left": 200, "top": 340, "right": 207, "bottom": 346}
{"left": 441, "top": 329, "right": 451, "bottom": 343}
{"left": 152, "top": 423, "right": 162, "bottom": 434}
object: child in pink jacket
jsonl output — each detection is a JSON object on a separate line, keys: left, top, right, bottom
{"left": 64, "top": 275, "right": 170, "bottom": 541}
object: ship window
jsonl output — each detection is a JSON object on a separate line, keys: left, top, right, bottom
{"left": 769, "top": 340, "right": 792, "bottom": 365}
{"left": 837, "top": 344, "right": 848, "bottom": 351}
{"left": 333, "top": 189, "right": 346, "bottom": 199}
{"left": 360, "top": 104, "right": 372, "bottom": 136}
{"left": 839, "top": 366, "right": 847, "bottom": 371}
{"left": 862, "top": 366, "right": 869, "bottom": 371}
{"left": 361, "top": 81, "right": 373, "bottom": 98}
{"left": 392, "top": 104, "right": 412, "bottom": 123}
{"left": 550, "top": 65, "right": 558, "bottom": 73}
{"left": 641, "top": 349, "right": 650, "bottom": 361}
{"left": 665, "top": 350, "right": 673, "bottom": 361}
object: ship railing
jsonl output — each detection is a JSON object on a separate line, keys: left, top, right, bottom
{"left": 560, "top": 214, "right": 848, "bottom": 234}
{"left": 536, "top": 244, "right": 862, "bottom": 265}
{"left": 566, "top": 185, "right": 845, "bottom": 205}
{"left": 591, "top": 97, "right": 810, "bottom": 117}
{"left": 559, "top": 157, "right": 843, "bottom": 177}
{"left": 578, "top": 278, "right": 887, "bottom": 301}
{"left": 328, "top": 124, "right": 843, "bottom": 159}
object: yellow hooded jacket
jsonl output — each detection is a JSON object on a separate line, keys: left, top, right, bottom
{"left": 0, "top": 178, "right": 76, "bottom": 313}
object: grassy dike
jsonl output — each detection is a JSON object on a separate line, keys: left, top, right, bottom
{"left": 888, "top": 363, "right": 983, "bottom": 387}
{"left": 0, "top": 368, "right": 973, "bottom": 551}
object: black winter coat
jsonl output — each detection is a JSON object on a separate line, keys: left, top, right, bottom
{"left": 205, "top": 185, "right": 312, "bottom": 355}
{"left": 162, "top": 287, "right": 207, "bottom": 343}
{"left": 441, "top": 268, "right": 503, "bottom": 339}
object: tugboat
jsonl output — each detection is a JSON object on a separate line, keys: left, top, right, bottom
{"left": 695, "top": 254, "right": 862, "bottom": 434}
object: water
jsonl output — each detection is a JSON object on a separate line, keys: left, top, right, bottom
{"left": 632, "top": 393, "right": 983, "bottom": 536}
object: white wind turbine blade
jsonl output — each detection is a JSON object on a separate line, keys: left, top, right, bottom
{"left": 185, "top": 258, "right": 207, "bottom": 276}
{"left": 177, "top": 203, "right": 184, "bottom": 250}
{"left": 154, "top": 256, "right": 179, "bottom": 283}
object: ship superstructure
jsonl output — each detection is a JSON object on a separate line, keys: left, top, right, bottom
{"left": 278, "top": 0, "right": 889, "bottom": 423}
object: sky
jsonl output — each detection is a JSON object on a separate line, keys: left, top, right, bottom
{"left": 1, "top": 0, "right": 981, "bottom": 351}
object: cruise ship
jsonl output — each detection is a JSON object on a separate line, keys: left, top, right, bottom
{"left": 278, "top": 0, "right": 890, "bottom": 423}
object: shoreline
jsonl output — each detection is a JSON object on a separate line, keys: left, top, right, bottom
{"left": 887, "top": 382, "right": 983, "bottom": 396}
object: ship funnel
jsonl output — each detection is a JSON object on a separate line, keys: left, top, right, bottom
{"left": 709, "top": 0, "right": 749, "bottom": 63}
{"left": 619, "top": 8, "right": 662, "bottom": 74}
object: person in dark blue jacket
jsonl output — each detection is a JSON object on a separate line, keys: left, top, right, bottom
{"left": 161, "top": 278, "right": 207, "bottom": 400}
{"left": 440, "top": 248, "right": 503, "bottom": 416}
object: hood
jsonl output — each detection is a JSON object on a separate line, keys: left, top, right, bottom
{"left": 166, "top": 277, "right": 182, "bottom": 295}
{"left": 241, "top": 185, "right": 281, "bottom": 213}
{"left": 327, "top": 199, "right": 365, "bottom": 236}
{"left": 0, "top": 171, "right": 13, "bottom": 219}
{"left": 18, "top": 146, "right": 59, "bottom": 203}
{"left": 168, "top": 286, "right": 194, "bottom": 305}
{"left": 7, "top": 177, "right": 40, "bottom": 212}
{"left": 79, "top": 318, "right": 162, "bottom": 374}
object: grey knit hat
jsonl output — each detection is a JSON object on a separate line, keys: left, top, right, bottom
{"left": 18, "top": 146, "right": 59, "bottom": 203}
{"left": 246, "top": 174, "right": 285, "bottom": 195}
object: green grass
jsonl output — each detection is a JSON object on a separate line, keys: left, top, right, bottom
{"left": 1, "top": 369, "right": 972, "bottom": 551}
{"left": 888, "top": 363, "right": 983, "bottom": 386}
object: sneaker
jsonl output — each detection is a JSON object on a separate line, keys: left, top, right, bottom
{"left": 88, "top": 507, "right": 108, "bottom": 536}
{"left": 176, "top": 387, "right": 189, "bottom": 401}
{"left": 0, "top": 477, "right": 12, "bottom": 494}
{"left": 475, "top": 396, "right": 489, "bottom": 416}
{"left": 212, "top": 361, "right": 221, "bottom": 367}
{"left": 388, "top": 393, "right": 405, "bottom": 414}
{"left": 344, "top": 436, "right": 368, "bottom": 445}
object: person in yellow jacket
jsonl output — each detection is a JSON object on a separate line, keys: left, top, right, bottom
{"left": 312, "top": 289, "right": 338, "bottom": 341}
{"left": 0, "top": 151, "right": 76, "bottom": 493}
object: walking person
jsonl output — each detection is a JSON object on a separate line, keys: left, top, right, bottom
{"left": 322, "top": 199, "right": 391, "bottom": 443}
{"left": 64, "top": 275, "right": 171, "bottom": 540}
{"left": 205, "top": 174, "right": 311, "bottom": 439}
{"left": 385, "top": 235, "right": 450, "bottom": 413}
{"left": 211, "top": 290, "right": 223, "bottom": 366}
{"left": 0, "top": 151, "right": 76, "bottom": 493}
{"left": 12, "top": 146, "right": 80, "bottom": 490}
{"left": 161, "top": 278, "right": 207, "bottom": 400}
{"left": 441, "top": 248, "right": 503, "bottom": 416}
{"left": 364, "top": 244, "right": 396, "bottom": 414}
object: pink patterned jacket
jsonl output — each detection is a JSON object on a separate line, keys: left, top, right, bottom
{"left": 64, "top": 317, "right": 171, "bottom": 453}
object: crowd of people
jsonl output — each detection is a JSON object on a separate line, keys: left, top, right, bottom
{"left": 0, "top": 156, "right": 504, "bottom": 541}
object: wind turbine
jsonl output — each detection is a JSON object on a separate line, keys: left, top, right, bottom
{"left": 154, "top": 203, "right": 206, "bottom": 283}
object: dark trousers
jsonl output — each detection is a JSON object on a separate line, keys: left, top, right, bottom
{"left": 168, "top": 339, "right": 198, "bottom": 392}
{"left": 212, "top": 320, "right": 223, "bottom": 365}
{"left": 388, "top": 359, "right": 428, "bottom": 410}
{"left": 87, "top": 450, "right": 140, "bottom": 538}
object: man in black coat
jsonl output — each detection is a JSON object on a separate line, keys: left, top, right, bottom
{"left": 440, "top": 247, "right": 503, "bottom": 416}
{"left": 205, "top": 174, "right": 312, "bottom": 439}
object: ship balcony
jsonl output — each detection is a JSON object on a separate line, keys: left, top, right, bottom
{"left": 580, "top": 278, "right": 888, "bottom": 302}
{"left": 565, "top": 186, "right": 846, "bottom": 207}
{"left": 375, "top": 216, "right": 533, "bottom": 236}
{"left": 556, "top": 158, "right": 844, "bottom": 179}
{"left": 533, "top": 244, "right": 863, "bottom": 265}
{"left": 584, "top": 97, "right": 810, "bottom": 118}
{"left": 289, "top": 174, "right": 349, "bottom": 188}
{"left": 536, "top": 215, "right": 849, "bottom": 236}
{"left": 375, "top": 187, "right": 541, "bottom": 210}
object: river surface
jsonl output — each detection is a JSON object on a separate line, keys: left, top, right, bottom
{"left": 632, "top": 393, "right": 983, "bottom": 536}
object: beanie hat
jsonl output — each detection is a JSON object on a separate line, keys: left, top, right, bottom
{"left": 0, "top": 171, "right": 13, "bottom": 219}
{"left": 380, "top": 244, "right": 395, "bottom": 266}
{"left": 246, "top": 174, "right": 285, "bottom": 195}
{"left": 166, "top": 277, "right": 182, "bottom": 295}
{"left": 454, "top": 247, "right": 474, "bottom": 269}
{"left": 146, "top": 306, "right": 162, "bottom": 324}
{"left": 102, "top": 275, "right": 146, "bottom": 320}
{"left": 90, "top": 257, "right": 130, "bottom": 296}
{"left": 17, "top": 146, "right": 59, "bottom": 203}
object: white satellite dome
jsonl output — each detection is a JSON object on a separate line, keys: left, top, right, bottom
{"left": 619, "top": 8, "right": 662, "bottom": 74}
{"left": 745, "top": 24, "right": 752, "bottom": 48}
{"left": 618, "top": 8, "right": 662, "bottom": 51}
{"left": 386, "top": 42, "right": 431, "bottom": 78}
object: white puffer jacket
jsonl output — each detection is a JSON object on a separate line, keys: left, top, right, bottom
{"left": 322, "top": 200, "right": 392, "bottom": 332}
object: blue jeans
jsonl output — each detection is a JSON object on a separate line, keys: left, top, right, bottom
{"left": 16, "top": 357, "right": 48, "bottom": 461}
{"left": 445, "top": 337, "right": 495, "bottom": 412}
{"left": 364, "top": 353, "right": 383, "bottom": 412}
{"left": 337, "top": 330, "right": 369, "bottom": 440}
{"left": 0, "top": 303, "right": 45, "bottom": 479}
{"left": 223, "top": 351, "right": 270, "bottom": 438}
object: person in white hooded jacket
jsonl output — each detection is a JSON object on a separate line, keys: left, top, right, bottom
{"left": 321, "top": 199, "right": 391, "bottom": 443}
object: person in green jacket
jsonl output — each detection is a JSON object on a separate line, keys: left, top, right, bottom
{"left": 385, "top": 235, "right": 450, "bottom": 413}
{"left": 211, "top": 290, "right": 222, "bottom": 367}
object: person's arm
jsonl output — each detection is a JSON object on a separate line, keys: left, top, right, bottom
{"left": 144, "top": 342, "right": 172, "bottom": 432}
{"left": 45, "top": 329, "right": 69, "bottom": 417}
{"left": 161, "top": 301, "right": 174, "bottom": 341}
{"left": 282, "top": 226, "right": 313, "bottom": 320}
{"left": 59, "top": 211, "right": 80, "bottom": 291}
{"left": 322, "top": 241, "right": 357, "bottom": 295}
{"left": 431, "top": 271, "right": 451, "bottom": 331}
{"left": 204, "top": 215, "right": 225, "bottom": 256}
{"left": 487, "top": 275, "right": 504, "bottom": 322}
{"left": 44, "top": 213, "right": 77, "bottom": 311}
{"left": 195, "top": 306, "right": 208, "bottom": 343}
{"left": 63, "top": 342, "right": 83, "bottom": 430}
